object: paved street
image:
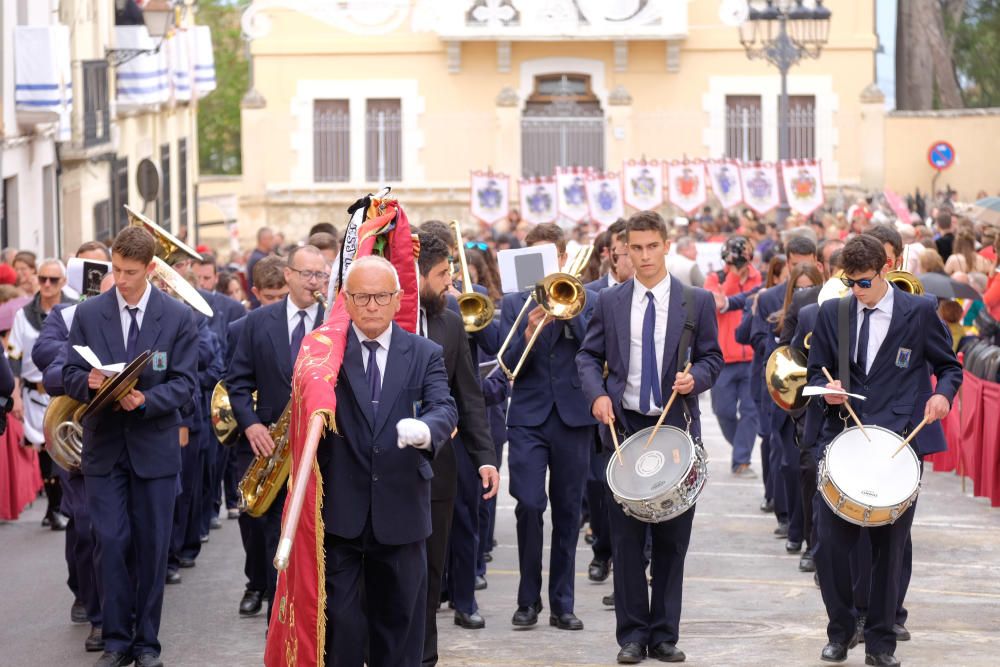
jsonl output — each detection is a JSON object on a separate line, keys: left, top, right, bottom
{"left": 2, "top": 397, "right": 998, "bottom": 666}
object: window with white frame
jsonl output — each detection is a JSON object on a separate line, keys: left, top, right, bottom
{"left": 725, "top": 95, "right": 762, "bottom": 162}
{"left": 365, "top": 99, "right": 402, "bottom": 182}
{"left": 314, "top": 99, "right": 350, "bottom": 182}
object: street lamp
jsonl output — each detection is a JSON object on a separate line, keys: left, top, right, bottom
{"left": 738, "top": 0, "right": 831, "bottom": 225}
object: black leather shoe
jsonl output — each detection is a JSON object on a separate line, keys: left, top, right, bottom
{"left": 865, "top": 654, "right": 900, "bottom": 667}
{"left": 511, "top": 601, "right": 541, "bottom": 627}
{"left": 210, "top": 516, "right": 222, "bottom": 530}
{"left": 798, "top": 552, "right": 815, "bottom": 572}
{"left": 760, "top": 497, "right": 774, "bottom": 512}
{"left": 165, "top": 569, "right": 181, "bottom": 585}
{"left": 855, "top": 615, "right": 867, "bottom": 644}
{"left": 649, "top": 642, "right": 686, "bottom": 662}
{"left": 584, "top": 532, "right": 595, "bottom": 545}
{"left": 49, "top": 511, "right": 69, "bottom": 531}
{"left": 135, "top": 653, "right": 164, "bottom": 667}
{"left": 177, "top": 557, "right": 195, "bottom": 569}
{"left": 483, "top": 551, "right": 492, "bottom": 563}
{"left": 72, "top": 599, "right": 88, "bottom": 623}
{"left": 785, "top": 540, "right": 802, "bottom": 553}
{"left": 774, "top": 521, "right": 789, "bottom": 538}
{"left": 602, "top": 594, "right": 616, "bottom": 607}
{"left": 475, "top": 575, "right": 487, "bottom": 591}
{"left": 617, "top": 642, "right": 645, "bottom": 664}
{"left": 454, "top": 610, "right": 485, "bottom": 629}
{"left": 85, "top": 626, "right": 105, "bottom": 652}
{"left": 549, "top": 613, "right": 584, "bottom": 630}
{"left": 239, "top": 590, "right": 263, "bottom": 617}
{"left": 227, "top": 508, "right": 240, "bottom": 520}
{"left": 588, "top": 559, "right": 610, "bottom": 582}
{"left": 93, "top": 652, "right": 132, "bottom": 667}
{"left": 892, "top": 624, "right": 910, "bottom": 641}
{"left": 821, "top": 636, "right": 857, "bottom": 663}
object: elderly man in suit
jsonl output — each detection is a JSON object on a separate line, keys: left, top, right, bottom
{"left": 578, "top": 210, "right": 722, "bottom": 664}
{"left": 318, "top": 255, "right": 457, "bottom": 667}
{"left": 63, "top": 227, "right": 198, "bottom": 667}
{"left": 807, "top": 235, "right": 961, "bottom": 667}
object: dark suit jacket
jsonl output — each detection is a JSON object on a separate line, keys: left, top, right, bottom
{"left": 318, "top": 323, "right": 458, "bottom": 545}
{"left": 426, "top": 308, "right": 497, "bottom": 501}
{"left": 806, "top": 290, "right": 962, "bottom": 456}
{"left": 225, "top": 316, "right": 245, "bottom": 371}
{"left": 34, "top": 303, "right": 73, "bottom": 395}
{"left": 499, "top": 288, "right": 597, "bottom": 428}
{"left": 577, "top": 276, "right": 723, "bottom": 441}
{"left": 779, "top": 285, "right": 821, "bottom": 346}
{"left": 199, "top": 288, "right": 246, "bottom": 357}
{"left": 63, "top": 286, "right": 198, "bottom": 478}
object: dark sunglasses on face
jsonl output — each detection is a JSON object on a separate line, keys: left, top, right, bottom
{"left": 38, "top": 276, "right": 62, "bottom": 284}
{"left": 465, "top": 241, "right": 488, "bottom": 251}
{"left": 840, "top": 273, "right": 879, "bottom": 289}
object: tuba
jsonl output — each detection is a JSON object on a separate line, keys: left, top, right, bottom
{"left": 450, "top": 220, "right": 495, "bottom": 332}
{"left": 236, "top": 290, "right": 327, "bottom": 517}
{"left": 496, "top": 245, "right": 593, "bottom": 380}
{"left": 885, "top": 245, "right": 924, "bottom": 296}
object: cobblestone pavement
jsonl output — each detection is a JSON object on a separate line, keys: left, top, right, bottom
{"left": 2, "top": 397, "right": 998, "bottom": 666}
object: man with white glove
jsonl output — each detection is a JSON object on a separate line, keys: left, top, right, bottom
{"left": 396, "top": 417, "right": 432, "bottom": 449}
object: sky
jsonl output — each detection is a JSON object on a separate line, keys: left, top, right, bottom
{"left": 875, "top": 0, "right": 897, "bottom": 109}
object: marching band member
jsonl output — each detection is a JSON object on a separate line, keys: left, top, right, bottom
{"left": 499, "top": 223, "right": 596, "bottom": 631}
{"left": 807, "top": 235, "right": 961, "bottom": 667}
{"left": 578, "top": 211, "right": 722, "bottom": 664}
{"left": 318, "top": 255, "right": 458, "bottom": 666}
{"left": 226, "top": 246, "right": 327, "bottom": 623}
{"left": 64, "top": 227, "right": 198, "bottom": 667}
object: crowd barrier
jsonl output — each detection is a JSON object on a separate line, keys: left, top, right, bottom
{"left": 926, "top": 370, "right": 1000, "bottom": 507}
{"left": 0, "top": 417, "right": 43, "bottom": 520}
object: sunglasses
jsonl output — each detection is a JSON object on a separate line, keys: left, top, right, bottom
{"left": 38, "top": 275, "right": 63, "bottom": 284}
{"left": 465, "top": 241, "right": 488, "bottom": 251}
{"left": 839, "top": 273, "right": 879, "bottom": 289}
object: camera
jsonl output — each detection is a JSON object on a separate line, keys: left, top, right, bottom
{"left": 721, "top": 237, "right": 749, "bottom": 269}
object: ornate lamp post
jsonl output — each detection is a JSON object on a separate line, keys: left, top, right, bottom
{"left": 738, "top": 0, "right": 831, "bottom": 225}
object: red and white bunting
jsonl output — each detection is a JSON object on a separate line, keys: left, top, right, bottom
{"left": 666, "top": 161, "right": 707, "bottom": 215}
{"left": 622, "top": 160, "right": 664, "bottom": 211}
{"left": 518, "top": 176, "right": 559, "bottom": 225}
{"left": 585, "top": 172, "right": 625, "bottom": 228}
{"left": 470, "top": 171, "right": 510, "bottom": 225}
{"left": 779, "top": 159, "right": 825, "bottom": 217}
{"left": 705, "top": 159, "right": 744, "bottom": 210}
{"left": 555, "top": 166, "right": 592, "bottom": 222}
{"left": 739, "top": 161, "right": 781, "bottom": 217}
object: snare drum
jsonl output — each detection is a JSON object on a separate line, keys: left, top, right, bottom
{"left": 606, "top": 425, "right": 708, "bottom": 523}
{"left": 817, "top": 425, "right": 921, "bottom": 527}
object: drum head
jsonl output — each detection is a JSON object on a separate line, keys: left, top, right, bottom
{"left": 608, "top": 425, "right": 693, "bottom": 500}
{"left": 827, "top": 425, "right": 920, "bottom": 506}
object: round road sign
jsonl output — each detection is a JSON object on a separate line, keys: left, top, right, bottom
{"left": 927, "top": 141, "right": 955, "bottom": 170}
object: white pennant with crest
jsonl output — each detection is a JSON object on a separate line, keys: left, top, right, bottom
{"left": 585, "top": 173, "right": 625, "bottom": 228}
{"left": 519, "top": 177, "right": 558, "bottom": 225}
{"left": 739, "top": 161, "right": 781, "bottom": 216}
{"left": 470, "top": 171, "right": 510, "bottom": 225}
{"left": 556, "top": 167, "right": 591, "bottom": 222}
{"left": 622, "top": 160, "right": 664, "bottom": 210}
{"left": 780, "top": 160, "right": 825, "bottom": 217}
{"left": 666, "top": 161, "right": 707, "bottom": 214}
{"left": 706, "top": 159, "right": 744, "bottom": 210}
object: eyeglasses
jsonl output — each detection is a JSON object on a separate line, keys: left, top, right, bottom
{"left": 465, "top": 241, "right": 488, "bottom": 251}
{"left": 288, "top": 267, "right": 330, "bottom": 282}
{"left": 839, "top": 273, "right": 879, "bottom": 289}
{"left": 38, "top": 275, "right": 62, "bottom": 284}
{"left": 345, "top": 291, "right": 398, "bottom": 307}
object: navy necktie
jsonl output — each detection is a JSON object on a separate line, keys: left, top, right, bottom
{"left": 856, "top": 307, "right": 875, "bottom": 373}
{"left": 639, "top": 291, "right": 663, "bottom": 414}
{"left": 363, "top": 340, "right": 381, "bottom": 406}
{"left": 289, "top": 310, "right": 307, "bottom": 362}
{"left": 125, "top": 307, "right": 139, "bottom": 361}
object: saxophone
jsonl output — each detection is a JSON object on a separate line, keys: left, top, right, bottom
{"left": 237, "top": 290, "right": 328, "bottom": 517}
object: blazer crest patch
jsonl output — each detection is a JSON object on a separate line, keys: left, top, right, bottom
{"left": 895, "top": 347, "right": 911, "bottom": 369}
{"left": 152, "top": 350, "right": 168, "bottom": 371}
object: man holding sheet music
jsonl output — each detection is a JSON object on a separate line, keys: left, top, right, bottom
{"left": 805, "top": 235, "right": 961, "bottom": 667}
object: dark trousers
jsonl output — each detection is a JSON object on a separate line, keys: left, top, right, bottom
{"left": 86, "top": 448, "right": 174, "bottom": 656}
{"left": 774, "top": 415, "right": 803, "bottom": 542}
{"left": 851, "top": 505, "right": 916, "bottom": 626}
{"left": 169, "top": 431, "right": 205, "bottom": 566}
{"left": 507, "top": 415, "right": 590, "bottom": 615}
{"left": 235, "top": 447, "right": 285, "bottom": 619}
{"left": 448, "top": 439, "right": 481, "bottom": 616}
{"left": 199, "top": 424, "right": 220, "bottom": 536}
{"left": 40, "top": 449, "right": 64, "bottom": 517}
{"left": 424, "top": 494, "right": 454, "bottom": 667}
{"left": 476, "top": 440, "right": 505, "bottom": 577}
{"left": 815, "top": 500, "right": 915, "bottom": 656}
{"left": 710, "top": 361, "right": 758, "bottom": 469}
{"left": 325, "top": 521, "right": 427, "bottom": 667}
{"left": 59, "top": 468, "right": 102, "bottom": 626}
{"left": 799, "top": 447, "right": 818, "bottom": 551}
{"left": 587, "top": 444, "right": 613, "bottom": 564}
{"left": 223, "top": 445, "right": 240, "bottom": 510}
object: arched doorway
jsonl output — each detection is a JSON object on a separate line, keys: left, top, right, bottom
{"left": 520, "top": 74, "right": 605, "bottom": 177}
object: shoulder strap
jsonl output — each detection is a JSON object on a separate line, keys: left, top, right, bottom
{"left": 676, "top": 285, "right": 697, "bottom": 423}
{"left": 837, "top": 296, "right": 851, "bottom": 394}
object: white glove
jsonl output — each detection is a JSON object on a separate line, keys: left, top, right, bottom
{"left": 396, "top": 418, "right": 432, "bottom": 450}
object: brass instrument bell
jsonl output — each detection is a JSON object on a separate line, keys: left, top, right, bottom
{"left": 450, "top": 220, "right": 495, "bottom": 332}
{"left": 765, "top": 345, "right": 810, "bottom": 412}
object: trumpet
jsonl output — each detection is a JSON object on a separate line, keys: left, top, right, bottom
{"left": 450, "top": 220, "right": 495, "bottom": 332}
{"left": 496, "top": 245, "right": 593, "bottom": 381}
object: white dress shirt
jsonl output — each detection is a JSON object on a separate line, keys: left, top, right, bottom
{"left": 855, "top": 284, "right": 894, "bottom": 374}
{"left": 116, "top": 281, "right": 152, "bottom": 349}
{"left": 352, "top": 322, "right": 391, "bottom": 391}
{"left": 622, "top": 274, "right": 670, "bottom": 415}
{"left": 286, "top": 298, "right": 320, "bottom": 344}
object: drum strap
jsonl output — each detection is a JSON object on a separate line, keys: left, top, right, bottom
{"left": 837, "top": 295, "right": 851, "bottom": 394}
{"left": 677, "top": 285, "right": 697, "bottom": 423}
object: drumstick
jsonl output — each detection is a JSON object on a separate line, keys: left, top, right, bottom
{"left": 608, "top": 416, "right": 624, "bottom": 466}
{"left": 821, "top": 366, "right": 870, "bottom": 442}
{"left": 891, "top": 416, "right": 929, "bottom": 458}
{"left": 644, "top": 362, "right": 693, "bottom": 449}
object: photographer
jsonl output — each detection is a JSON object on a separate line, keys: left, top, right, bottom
{"left": 704, "top": 237, "right": 762, "bottom": 477}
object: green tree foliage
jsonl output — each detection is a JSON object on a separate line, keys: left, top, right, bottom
{"left": 950, "top": 0, "right": 1000, "bottom": 107}
{"left": 197, "top": 0, "right": 247, "bottom": 174}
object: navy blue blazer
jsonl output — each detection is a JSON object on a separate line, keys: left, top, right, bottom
{"left": 199, "top": 288, "right": 245, "bottom": 357}
{"left": 34, "top": 303, "right": 73, "bottom": 395}
{"left": 318, "top": 323, "right": 458, "bottom": 545}
{"left": 577, "top": 276, "right": 723, "bottom": 440}
{"left": 226, "top": 296, "right": 326, "bottom": 435}
{"left": 585, "top": 275, "right": 610, "bottom": 293}
{"left": 499, "top": 287, "right": 597, "bottom": 428}
{"left": 806, "top": 290, "right": 962, "bottom": 456}
{"left": 225, "top": 316, "right": 245, "bottom": 371}
{"left": 63, "top": 286, "right": 198, "bottom": 478}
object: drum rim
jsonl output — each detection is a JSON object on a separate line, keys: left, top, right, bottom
{"left": 606, "top": 425, "right": 697, "bottom": 502}
{"left": 824, "top": 424, "right": 922, "bottom": 503}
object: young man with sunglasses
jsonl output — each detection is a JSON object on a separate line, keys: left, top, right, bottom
{"left": 806, "top": 235, "right": 961, "bottom": 667}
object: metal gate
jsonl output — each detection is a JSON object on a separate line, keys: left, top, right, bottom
{"left": 521, "top": 81, "right": 604, "bottom": 178}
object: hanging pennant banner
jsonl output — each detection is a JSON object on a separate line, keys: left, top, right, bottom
{"left": 470, "top": 171, "right": 510, "bottom": 225}
{"left": 780, "top": 159, "right": 825, "bottom": 217}
{"left": 739, "top": 161, "right": 781, "bottom": 217}
{"left": 556, "top": 166, "right": 591, "bottom": 222}
{"left": 622, "top": 160, "right": 664, "bottom": 211}
{"left": 706, "top": 159, "right": 744, "bottom": 210}
{"left": 585, "top": 172, "right": 625, "bottom": 228}
{"left": 519, "top": 176, "right": 559, "bottom": 225}
{"left": 666, "top": 161, "right": 708, "bottom": 214}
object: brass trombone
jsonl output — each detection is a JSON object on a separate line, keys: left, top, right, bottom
{"left": 496, "top": 245, "right": 593, "bottom": 381}
{"left": 450, "top": 220, "right": 495, "bottom": 332}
